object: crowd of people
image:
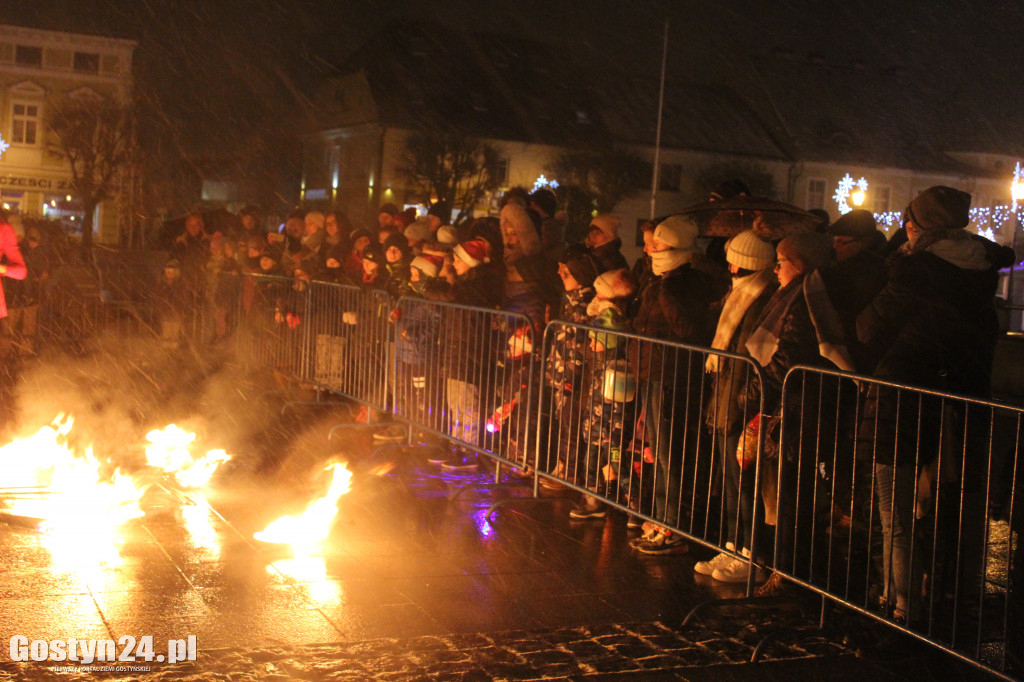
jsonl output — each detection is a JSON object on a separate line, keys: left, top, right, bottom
{"left": 2, "top": 182, "right": 1018, "bottom": 632}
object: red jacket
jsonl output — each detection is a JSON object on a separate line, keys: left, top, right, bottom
{"left": 0, "top": 221, "right": 27, "bottom": 318}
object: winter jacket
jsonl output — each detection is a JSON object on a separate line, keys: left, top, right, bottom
{"left": 821, "top": 247, "right": 888, "bottom": 373}
{"left": 590, "top": 238, "right": 629, "bottom": 274}
{"left": 705, "top": 282, "right": 777, "bottom": 433}
{"left": 856, "top": 236, "right": 1001, "bottom": 466}
{"left": 0, "top": 221, "right": 27, "bottom": 318}
{"left": 628, "top": 262, "right": 715, "bottom": 381}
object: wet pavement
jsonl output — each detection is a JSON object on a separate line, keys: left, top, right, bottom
{"left": 0, "top": 405, "right": 1006, "bottom": 681}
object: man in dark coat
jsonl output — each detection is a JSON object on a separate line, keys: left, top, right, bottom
{"left": 585, "top": 214, "right": 629, "bottom": 273}
{"left": 822, "top": 209, "right": 889, "bottom": 372}
{"left": 857, "top": 186, "right": 1002, "bottom": 624}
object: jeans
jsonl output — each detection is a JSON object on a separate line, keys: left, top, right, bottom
{"left": 875, "top": 462, "right": 919, "bottom": 616}
{"left": 641, "top": 380, "right": 680, "bottom": 528}
{"left": 718, "top": 428, "right": 754, "bottom": 553}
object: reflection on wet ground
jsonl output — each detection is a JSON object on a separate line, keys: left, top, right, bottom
{"left": 0, "top": 423, "right": 1001, "bottom": 679}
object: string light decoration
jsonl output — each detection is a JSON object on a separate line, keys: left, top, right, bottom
{"left": 873, "top": 204, "right": 1024, "bottom": 239}
{"left": 532, "top": 174, "right": 559, "bottom": 193}
{"left": 833, "top": 173, "right": 869, "bottom": 215}
{"left": 0, "top": 134, "right": 9, "bottom": 158}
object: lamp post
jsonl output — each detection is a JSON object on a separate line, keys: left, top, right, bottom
{"left": 1007, "top": 162, "right": 1024, "bottom": 328}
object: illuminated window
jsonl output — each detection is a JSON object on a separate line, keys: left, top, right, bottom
{"left": 806, "top": 178, "right": 827, "bottom": 209}
{"left": 11, "top": 102, "right": 39, "bottom": 145}
{"left": 14, "top": 45, "right": 42, "bottom": 66}
{"left": 73, "top": 52, "right": 100, "bottom": 73}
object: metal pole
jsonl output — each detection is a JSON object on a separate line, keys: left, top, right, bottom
{"left": 649, "top": 21, "right": 669, "bottom": 221}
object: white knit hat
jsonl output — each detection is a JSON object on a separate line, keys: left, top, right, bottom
{"left": 653, "top": 215, "right": 699, "bottom": 251}
{"left": 726, "top": 230, "right": 776, "bottom": 271}
{"left": 436, "top": 224, "right": 459, "bottom": 245}
{"left": 590, "top": 214, "right": 621, "bottom": 241}
{"left": 593, "top": 268, "right": 637, "bottom": 301}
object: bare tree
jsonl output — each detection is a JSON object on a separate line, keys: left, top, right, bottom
{"left": 398, "top": 131, "right": 501, "bottom": 225}
{"left": 47, "top": 95, "right": 133, "bottom": 251}
{"left": 548, "top": 148, "right": 647, "bottom": 241}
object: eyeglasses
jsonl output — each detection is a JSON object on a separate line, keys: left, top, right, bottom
{"left": 774, "top": 257, "right": 790, "bottom": 270}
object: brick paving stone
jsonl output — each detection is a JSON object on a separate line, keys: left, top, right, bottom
{"left": 523, "top": 648, "right": 578, "bottom": 664}
{"left": 495, "top": 637, "right": 551, "bottom": 653}
{"left": 447, "top": 633, "right": 494, "bottom": 649}
{"left": 696, "top": 637, "right": 755, "bottom": 659}
{"left": 478, "top": 662, "right": 543, "bottom": 678}
{"left": 534, "top": 627, "right": 588, "bottom": 644}
{"left": 586, "top": 654, "right": 643, "bottom": 673}
{"left": 673, "top": 646, "right": 732, "bottom": 666}
{"left": 636, "top": 654, "right": 688, "bottom": 669}
{"left": 643, "top": 633, "right": 697, "bottom": 651}
{"left": 560, "top": 639, "right": 610, "bottom": 658}
{"left": 595, "top": 633, "right": 648, "bottom": 647}
{"left": 611, "top": 641, "right": 662, "bottom": 659}
{"left": 467, "top": 645, "right": 525, "bottom": 665}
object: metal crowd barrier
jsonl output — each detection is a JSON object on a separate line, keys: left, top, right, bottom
{"left": 535, "top": 320, "right": 769, "bottom": 589}
{"left": 233, "top": 275, "right": 391, "bottom": 415}
{"left": 773, "top": 364, "right": 1022, "bottom": 680}
{"left": 305, "top": 280, "right": 390, "bottom": 413}
{"left": 235, "top": 273, "right": 310, "bottom": 379}
{"left": 390, "top": 296, "right": 537, "bottom": 471}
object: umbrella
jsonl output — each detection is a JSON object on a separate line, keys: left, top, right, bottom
{"left": 674, "top": 195, "right": 820, "bottom": 240}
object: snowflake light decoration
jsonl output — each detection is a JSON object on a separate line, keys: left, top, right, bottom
{"left": 833, "top": 173, "right": 869, "bottom": 215}
{"left": 0, "top": 134, "right": 9, "bottom": 158}
{"left": 532, "top": 174, "right": 559, "bottom": 193}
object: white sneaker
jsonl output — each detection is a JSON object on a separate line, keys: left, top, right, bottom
{"left": 694, "top": 552, "right": 734, "bottom": 576}
{"left": 711, "top": 551, "right": 767, "bottom": 583}
{"left": 711, "top": 557, "right": 751, "bottom": 583}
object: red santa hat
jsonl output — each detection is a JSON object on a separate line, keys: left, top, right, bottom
{"left": 410, "top": 254, "right": 443, "bottom": 279}
{"left": 453, "top": 239, "right": 491, "bottom": 268}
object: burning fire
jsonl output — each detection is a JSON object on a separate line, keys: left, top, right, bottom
{"left": 0, "top": 416, "right": 145, "bottom": 530}
{"left": 254, "top": 462, "right": 352, "bottom": 549}
{"left": 145, "top": 424, "right": 231, "bottom": 488}
{"left": 0, "top": 418, "right": 231, "bottom": 534}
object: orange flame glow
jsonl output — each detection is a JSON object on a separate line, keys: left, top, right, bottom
{"left": 254, "top": 462, "right": 352, "bottom": 549}
{"left": 145, "top": 424, "right": 231, "bottom": 488}
{"left": 0, "top": 416, "right": 145, "bottom": 530}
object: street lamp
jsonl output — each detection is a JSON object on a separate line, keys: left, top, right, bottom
{"left": 1007, "top": 162, "right": 1024, "bottom": 328}
{"left": 851, "top": 188, "right": 866, "bottom": 207}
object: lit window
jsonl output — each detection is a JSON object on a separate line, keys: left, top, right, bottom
{"left": 807, "top": 178, "right": 827, "bottom": 210}
{"left": 73, "top": 52, "right": 100, "bottom": 73}
{"left": 12, "top": 103, "right": 40, "bottom": 145}
{"left": 14, "top": 45, "right": 42, "bottom": 66}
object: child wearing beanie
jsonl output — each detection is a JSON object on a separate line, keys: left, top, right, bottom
{"left": 567, "top": 268, "right": 640, "bottom": 521}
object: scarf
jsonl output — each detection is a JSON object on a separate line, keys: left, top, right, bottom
{"left": 706, "top": 267, "right": 775, "bottom": 373}
{"left": 650, "top": 248, "right": 692, "bottom": 275}
{"left": 745, "top": 269, "right": 855, "bottom": 372}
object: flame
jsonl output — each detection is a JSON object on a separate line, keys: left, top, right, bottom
{"left": 254, "top": 462, "right": 352, "bottom": 548}
{"left": 145, "top": 425, "right": 231, "bottom": 488}
{"left": 0, "top": 416, "right": 145, "bottom": 531}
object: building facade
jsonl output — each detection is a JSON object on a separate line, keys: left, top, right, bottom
{"left": 0, "top": 24, "right": 135, "bottom": 244}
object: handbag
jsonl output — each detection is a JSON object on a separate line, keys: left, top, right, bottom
{"left": 736, "top": 413, "right": 780, "bottom": 471}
